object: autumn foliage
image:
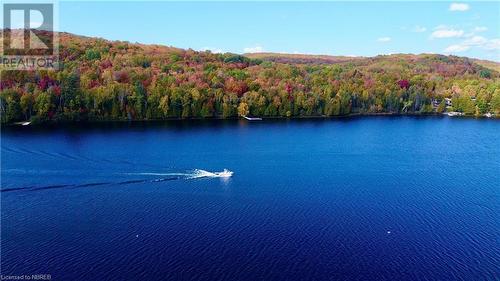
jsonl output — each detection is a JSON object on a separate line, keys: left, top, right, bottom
{"left": 1, "top": 31, "right": 499, "bottom": 123}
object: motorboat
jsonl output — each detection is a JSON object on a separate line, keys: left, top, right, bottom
{"left": 214, "top": 169, "right": 233, "bottom": 178}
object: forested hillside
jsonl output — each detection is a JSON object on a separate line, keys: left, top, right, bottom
{"left": 1, "top": 31, "right": 499, "bottom": 124}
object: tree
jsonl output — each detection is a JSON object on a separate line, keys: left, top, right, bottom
{"left": 0, "top": 89, "right": 22, "bottom": 123}
{"left": 84, "top": 49, "right": 101, "bottom": 61}
{"left": 491, "top": 89, "right": 500, "bottom": 114}
{"left": 479, "top": 69, "right": 491, "bottom": 79}
{"left": 59, "top": 71, "right": 80, "bottom": 111}
{"left": 34, "top": 92, "right": 52, "bottom": 119}
{"left": 238, "top": 102, "right": 249, "bottom": 117}
{"left": 436, "top": 101, "right": 446, "bottom": 113}
{"left": 130, "top": 81, "right": 146, "bottom": 118}
{"left": 159, "top": 95, "right": 170, "bottom": 117}
{"left": 20, "top": 93, "right": 34, "bottom": 120}
{"left": 222, "top": 93, "right": 238, "bottom": 118}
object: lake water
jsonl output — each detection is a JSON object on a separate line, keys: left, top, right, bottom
{"left": 1, "top": 117, "right": 499, "bottom": 281}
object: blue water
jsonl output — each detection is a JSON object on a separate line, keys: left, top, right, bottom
{"left": 1, "top": 117, "right": 499, "bottom": 281}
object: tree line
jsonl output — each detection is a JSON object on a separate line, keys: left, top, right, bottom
{"left": 1, "top": 33, "right": 499, "bottom": 124}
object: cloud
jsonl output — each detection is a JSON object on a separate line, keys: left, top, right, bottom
{"left": 430, "top": 27, "right": 464, "bottom": 38}
{"left": 377, "top": 37, "right": 391, "bottom": 42}
{"left": 200, "top": 47, "right": 224, "bottom": 54}
{"left": 461, "top": 26, "right": 488, "bottom": 38}
{"left": 444, "top": 44, "right": 470, "bottom": 53}
{"left": 444, "top": 36, "right": 500, "bottom": 53}
{"left": 484, "top": 39, "right": 500, "bottom": 51}
{"left": 412, "top": 26, "right": 427, "bottom": 33}
{"left": 473, "top": 26, "right": 487, "bottom": 32}
{"left": 243, "top": 45, "right": 264, "bottom": 53}
{"left": 449, "top": 3, "right": 469, "bottom": 12}
{"left": 463, "top": 36, "right": 488, "bottom": 46}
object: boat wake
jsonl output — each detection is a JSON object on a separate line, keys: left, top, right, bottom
{"left": 190, "top": 169, "right": 233, "bottom": 179}
{"left": 129, "top": 169, "right": 233, "bottom": 179}
{"left": 2, "top": 169, "right": 233, "bottom": 193}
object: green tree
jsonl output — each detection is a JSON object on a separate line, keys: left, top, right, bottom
{"left": 34, "top": 92, "right": 52, "bottom": 119}
{"left": 491, "top": 89, "right": 500, "bottom": 114}
{"left": 20, "top": 93, "right": 34, "bottom": 120}
{"left": 0, "top": 90, "right": 22, "bottom": 123}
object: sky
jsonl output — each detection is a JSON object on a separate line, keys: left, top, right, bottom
{"left": 52, "top": 1, "right": 499, "bottom": 61}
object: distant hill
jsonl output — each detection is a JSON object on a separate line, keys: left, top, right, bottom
{"left": 244, "top": 53, "right": 366, "bottom": 64}
{"left": 1, "top": 31, "right": 499, "bottom": 123}
{"left": 470, "top": 58, "right": 500, "bottom": 72}
{"left": 246, "top": 52, "right": 500, "bottom": 72}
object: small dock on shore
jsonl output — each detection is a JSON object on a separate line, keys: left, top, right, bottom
{"left": 13, "top": 121, "right": 32, "bottom": 126}
{"left": 243, "top": 116, "right": 262, "bottom": 121}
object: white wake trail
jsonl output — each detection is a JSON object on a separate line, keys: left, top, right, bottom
{"left": 189, "top": 169, "right": 233, "bottom": 179}
{"left": 128, "top": 172, "right": 190, "bottom": 176}
{"left": 125, "top": 169, "right": 233, "bottom": 179}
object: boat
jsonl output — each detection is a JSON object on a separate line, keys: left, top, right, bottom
{"left": 21, "top": 121, "right": 31, "bottom": 126}
{"left": 214, "top": 169, "right": 233, "bottom": 178}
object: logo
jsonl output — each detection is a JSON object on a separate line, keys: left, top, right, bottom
{"left": 1, "top": 2, "right": 58, "bottom": 70}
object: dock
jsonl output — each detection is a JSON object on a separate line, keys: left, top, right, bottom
{"left": 243, "top": 116, "right": 262, "bottom": 121}
{"left": 13, "top": 121, "right": 32, "bottom": 126}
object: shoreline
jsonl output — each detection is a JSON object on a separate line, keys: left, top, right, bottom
{"left": 3, "top": 112, "right": 498, "bottom": 128}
